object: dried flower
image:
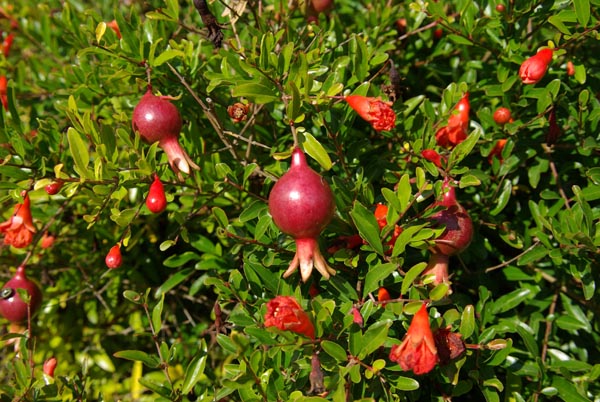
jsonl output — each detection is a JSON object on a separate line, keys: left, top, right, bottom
{"left": 433, "top": 327, "right": 466, "bottom": 365}
{"left": 389, "top": 303, "right": 439, "bottom": 375}
{"left": 0, "top": 193, "right": 36, "bottom": 248}
{"left": 346, "top": 95, "right": 396, "bottom": 131}
{"left": 519, "top": 48, "right": 553, "bottom": 85}
{"left": 227, "top": 102, "right": 249, "bottom": 123}
{"left": 264, "top": 296, "right": 315, "bottom": 339}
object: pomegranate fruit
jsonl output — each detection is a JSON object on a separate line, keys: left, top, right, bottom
{"left": 268, "top": 147, "right": 336, "bottom": 282}
{"left": 493, "top": 107, "right": 512, "bottom": 125}
{"left": 0, "top": 265, "right": 43, "bottom": 323}
{"left": 146, "top": 174, "right": 167, "bottom": 213}
{"left": 105, "top": 244, "right": 122, "bottom": 269}
{"left": 45, "top": 180, "right": 63, "bottom": 195}
{"left": 311, "top": 0, "right": 333, "bottom": 13}
{"left": 422, "top": 179, "right": 473, "bottom": 289}
{"left": 132, "top": 89, "right": 200, "bottom": 180}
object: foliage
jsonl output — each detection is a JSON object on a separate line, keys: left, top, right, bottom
{"left": 1, "top": 0, "right": 599, "bottom": 401}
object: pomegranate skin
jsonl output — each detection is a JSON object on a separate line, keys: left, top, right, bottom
{"left": 132, "top": 90, "right": 182, "bottom": 144}
{"left": 0, "top": 265, "right": 43, "bottom": 323}
{"left": 269, "top": 148, "right": 335, "bottom": 239}
{"left": 430, "top": 180, "right": 473, "bottom": 256}
{"left": 268, "top": 147, "right": 336, "bottom": 281}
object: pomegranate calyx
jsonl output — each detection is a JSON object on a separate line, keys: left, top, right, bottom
{"left": 284, "top": 238, "right": 336, "bottom": 282}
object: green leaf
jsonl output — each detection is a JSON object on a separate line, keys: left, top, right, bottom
{"left": 113, "top": 350, "right": 160, "bottom": 368}
{"left": 350, "top": 201, "right": 384, "bottom": 255}
{"left": 400, "top": 261, "right": 427, "bottom": 296}
{"left": 163, "top": 251, "right": 201, "bottom": 268}
{"left": 152, "top": 49, "right": 185, "bottom": 67}
{"left": 358, "top": 320, "right": 391, "bottom": 359}
{"left": 363, "top": 263, "right": 398, "bottom": 298}
{"left": 517, "top": 244, "right": 548, "bottom": 266}
{"left": 154, "top": 268, "right": 194, "bottom": 298}
{"left": 393, "top": 376, "right": 420, "bottom": 391}
{"left": 303, "top": 133, "right": 332, "bottom": 171}
{"left": 490, "top": 179, "right": 512, "bottom": 216}
{"left": 152, "top": 294, "right": 164, "bottom": 333}
{"left": 573, "top": 0, "right": 590, "bottom": 27}
{"left": 321, "top": 340, "right": 348, "bottom": 362}
{"left": 491, "top": 288, "right": 532, "bottom": 314}
{"left": 182, "top": 340, "right": 208, "bottom": 394}
{"left": 551, "top": 376, "right": 591, "bottom": 402}
{"left": 459, "top": 305, "right": 475, "bottom": 339}
{"left": 67, "top": 127, "right": 91, "bottom": 179}
{"left": 232, "top": 82, "right": 279, "bottom": 104}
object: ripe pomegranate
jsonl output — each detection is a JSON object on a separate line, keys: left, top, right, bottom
{"left": 146, "top": 174, "right": 167, "bottom": 213}
{"left": 105, "top": 244, "right": 122, "bottom": 269}
{"left": 422, "top": 179, "right": 473, "bottom": 289}
{"left": 0, "top": 265, "right": 43, "bottom": 323}
{"left": 493, "top": 107, "right": 512, "bottom": 125}
{"left": 132, "top": 89, "right": 200, "bottom": 180}
{"left": 268, "top": 147, "right": 336, "bottom": 282}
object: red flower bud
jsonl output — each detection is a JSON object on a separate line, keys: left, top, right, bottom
{"left": 488, "top": 139, "right": 507, "bottom": 163}
{"left": 106, "top": 20, "right": 122, "bottom": 39}
{"left": 566, "top": 61, "right": 575, "bottom": 76}
{"left": 0, "top": 75, "right": 8, "bottom": 110}
{"left": 346, "top": 95, "right": 396, "bottom": 131}
{"left": 45, "top": 180, "right": 63, "bottom": 195}
{"left": 43, "top": 357, "right": 57, "bottom": 378}
{"left": 105, "top": 244, "right": 122, "bottom": 269}
{"left": 351, "top": 306, "right": 363, "bottom": 327}
{"left": 264, "top": 296, "right": 315, "bottom": 339}
{"left": 40, "top": 232, "right": 56, "bottom": 249}
{"left": 146, "top": 174, "right": 167, "bottom": 214}
{"left": 377, "top": 287, "right": 391, "bottom": 305}
{"left": 421, "top": 149, "right": 443, "bottom": 167}
{"left": 519, "top": 48, "right": 553, "bottom": 85}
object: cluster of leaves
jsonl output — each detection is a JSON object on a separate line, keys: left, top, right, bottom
{"left": 0, "top": 0, "right": 599, "bottom": 401}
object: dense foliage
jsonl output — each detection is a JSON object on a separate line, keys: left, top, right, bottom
{"left": 1, "top": 0, "right": 599, "bottom": 401}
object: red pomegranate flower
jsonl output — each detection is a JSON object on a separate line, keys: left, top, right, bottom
{"left": 0, "top": 75, "right": 8, "bottom": 110}
{"left": 0, "top": 193, "right": 36, "bottom": 249}
{"left": 421, "top": 149, "right": 444, "bottom": 168}
{"left": 346, "top": 95, "right": 396, "bottom": 131}
{"left": 435, "top": 93, "right": 470, "bottom": 148}
{"left": 389, "top": 303, "right": 439, "bottom": 375}
{"left": 264, "top": 296, "right": 315, "bottom": 339}
{"left": 519, "top": 48, "right": 553, "bottom": 85}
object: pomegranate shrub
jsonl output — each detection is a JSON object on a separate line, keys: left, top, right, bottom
{"left": 0, "top": 0, "right": 599, "bottom": 401}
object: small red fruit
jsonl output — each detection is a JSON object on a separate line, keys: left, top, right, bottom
{"left": 45, "top": 180, "right": 63, "bottom": 195}
{"left": 0, "top": 265, "right": 43, "bottom": 323}
{"left": 146, "top": 174, "right": 167, "bottom": 213}
{"left": 493, "top": 107, "right": 512, "bottom": 125}
{"left": 268, "top": 147, "right": 336, "bottom": 282}
{"left": 105, "top": 244, "right": 122, "bottom": 269}
{"left": 132, "top": 89, "right": 200, "bottom": 180}
{"left": 433, "top": 28, "right": 443, "bottom": 40}
{"left": 495, "top": 4, "right": 506, "bottom": 12}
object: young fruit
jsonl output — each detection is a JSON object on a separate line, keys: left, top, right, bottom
{"left": 132, "top": 89, "right": 200, "bottom": 180}
{"left": 311, "top": 0, "right": 333, "bottom": 13}
{"left": 268, "top": 147, "right": 336, "bottom": 282}
{"left": 493, "top": 107, "right": 512, "bottom": 125}
{"left": 0, "top": 265, "right": 43, "bottom": 323}
{"left": 45, "top": 180, "right": 63, "bottom": 195}
{"left": 422, "top": 179, "right": 473, "bottom": 290}
{"left": 146, "top": 174, "right": 167, "bottom": 213}
{"left": 105, "top": 244, "right": 122, "bottom": 269}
